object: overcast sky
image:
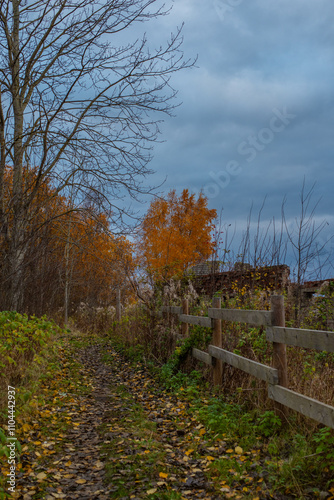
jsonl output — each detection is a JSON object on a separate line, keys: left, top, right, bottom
{"left": 131, "top": 0, "right": 334, "bottom": 276}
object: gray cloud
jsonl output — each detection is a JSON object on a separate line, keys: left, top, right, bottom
{"left": 126, "top": 0, "right": 334, "bottom": 271}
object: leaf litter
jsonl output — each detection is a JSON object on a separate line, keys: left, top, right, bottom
{"left": 2, "top": 337, "right": 331, "bottom": 499}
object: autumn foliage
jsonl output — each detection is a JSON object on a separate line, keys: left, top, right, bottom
{"left": 0, "top": 166, "right": 133, "bottom": 317}
{"left": 138, "top": 189, "right": 217, "bottom": 282}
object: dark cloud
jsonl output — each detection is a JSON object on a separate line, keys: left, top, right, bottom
{"left": 124, "top": 0, "right": 334, "bottom": 272}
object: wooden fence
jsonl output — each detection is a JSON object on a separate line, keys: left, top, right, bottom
{"left": 160, "top": 295, "right": 334, "bottom": 429}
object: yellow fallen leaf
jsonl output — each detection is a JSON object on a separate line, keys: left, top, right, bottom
{"left": 235, "top": 446, "right": 243, "bottom": 455}
{"left": 159, "top": 472, "right": 168, "bottom": 479}
{"left": 206, "top": 456, "right": 215, "bottom": 461}
{"left": 185, "top": 449, "right": 194, "bottom": 456}
{"left": 199, "top": 428, "right": 206, "bottom": 436}
{"left": 75, "top": 479, "right": 86, "bottom": 484}
{"left": 147, "top": 488, "right": 157, "bottom": 495}
{"left": 226, "top": 449, "right": 234, "bottom": 453}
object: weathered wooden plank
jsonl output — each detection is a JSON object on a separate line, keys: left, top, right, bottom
{"left": 208, "top": 345, "right": 279, "bottom": 384}
{"left": 212, "top": 296, "right": 222, "bottom": 386}
{"left": 268, "top": 384, "right": 334, "bottom": 429}
{"left": 179, "top": 314, "right": 212, "bottom": 328}
{"left": 270, "top": 295, "right": 288, "bottom": 420}
{"left": 160, "top": 306, "right": 182, "bottom": 314}
{"left": 208, "top": 308, "right": 272, "bottom": 326}
{"left": 192, "top": 348, "right": 212, "bottom": 365}
{"left": 182, "top": 299, "right": 189, "bottom": 336}
{"left": 267, "top": 326, "right": 334, "bottom": 352}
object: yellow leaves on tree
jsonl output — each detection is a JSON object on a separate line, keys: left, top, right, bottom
{"left": 139, "top": 189, "right": 217, "bottom": 282}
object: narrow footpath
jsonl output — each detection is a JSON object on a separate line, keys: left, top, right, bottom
{"left": 10, "top": 337, "right": 305, "bottom": 499}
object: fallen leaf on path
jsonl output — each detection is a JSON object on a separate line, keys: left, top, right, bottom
{"left": 36, "top": 472, "right": 47, "bottom": 480}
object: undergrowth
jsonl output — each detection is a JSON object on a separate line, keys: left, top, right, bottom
{"left": 109, "top": 321, "right": 334, "bottom": 498}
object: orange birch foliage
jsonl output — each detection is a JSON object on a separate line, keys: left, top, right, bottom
{"left": 139, "top": 189, "right": 217, "bottom": 282}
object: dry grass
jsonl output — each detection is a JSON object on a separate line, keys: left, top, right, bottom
{"left": 111, "top": 288, "right": 334, "bottom": 433}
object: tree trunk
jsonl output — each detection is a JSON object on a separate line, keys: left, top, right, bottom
{"left": 9, "top": 0, "right": 25, "bottom": 311}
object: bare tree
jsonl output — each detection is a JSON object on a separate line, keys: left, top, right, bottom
{"left": 236, "top": 198, "right": 287, "bottom": 270}
{"left": 0, "top": 0, "right": 193, "bottom": 310}
{"left": 211, "top": 207, "right": 236, "bottom": 272}
{"left": 283, "top": 179, "right": 332, "bottom": 324}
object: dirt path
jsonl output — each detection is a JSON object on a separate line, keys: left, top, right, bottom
{"left": 13, "top": 340, "right": 292, "bottom": 499}
{"left": 16, "top": 343, "right": 116, "bottom": 499}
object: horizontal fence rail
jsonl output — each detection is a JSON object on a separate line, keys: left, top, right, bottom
{"left": 208, "top": 308, "right": 272, "bottom": 326}
{"left": 208, "top": 345, "right": 279, "bottom": 384}
{"left": 160, "top": 297, "right": 334, "bottom": 429}
{"left": 268, "top": 385, "right": 334, "bottom": 429}
{"left": 266, "top": 326, "right": 334, "bottom": 352}
{"left": 192, "top": 348, "right": 212, "bottom": 365}
{"left": 179, "top": 314, "right": 212, "bottom": 328}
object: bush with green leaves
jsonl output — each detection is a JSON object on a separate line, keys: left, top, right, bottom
{"left": 0, "top": 311, "right": 64, "bottom": 417}
{"left": 312, "top": 427, "right": 334, "bottom": 473}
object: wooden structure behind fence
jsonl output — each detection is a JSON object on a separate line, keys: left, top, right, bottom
{"left": 160, "top": 295, "right": 334, "bottom": 429}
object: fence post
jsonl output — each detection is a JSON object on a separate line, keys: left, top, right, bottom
{"left": 271, "top": 295, "right": 288, "bottom": 418}
{"left": 182, "top": 298, "right": 189, "bottom": 336}
{"left": 116, "top": 288, "right": 121, "bottom": 321}
{"left": 212, "top": 296, "right": 222, "bottom": 386}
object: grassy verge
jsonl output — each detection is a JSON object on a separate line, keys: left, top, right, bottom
{"left": 0, "top": 317, "right": 98, "bottom": 500}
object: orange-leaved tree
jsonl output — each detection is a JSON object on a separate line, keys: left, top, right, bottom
{"left": 0, "top": 165, "right": 134, "bottom": 316}
{"left": 138, "top": 189, "right": 217, "bottom": 283}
